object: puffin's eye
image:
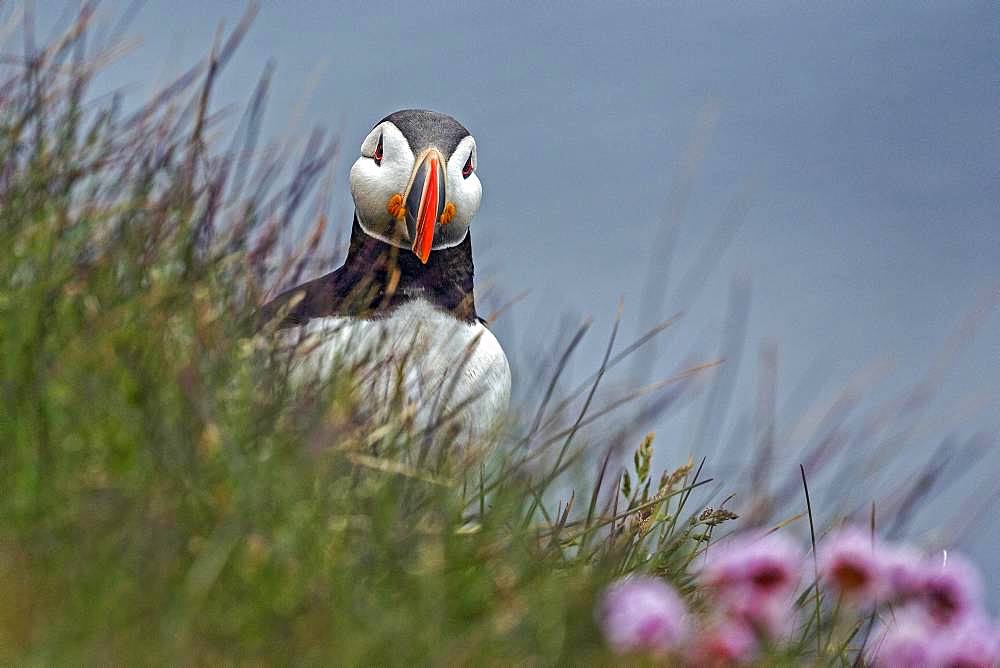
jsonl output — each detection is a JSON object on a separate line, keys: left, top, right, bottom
{"left": 462, "top": 153, "right": 473, "bottom": 179}
{"left": 373, "top": 134, "right": 383, "bottom": 166}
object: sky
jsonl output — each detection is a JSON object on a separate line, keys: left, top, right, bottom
{"left": 26, "top": 1, "right": 1000, "bottom": 593}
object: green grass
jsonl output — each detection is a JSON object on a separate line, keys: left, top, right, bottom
{"left": 0, "top": 8, "right": 989, "bottom": 665}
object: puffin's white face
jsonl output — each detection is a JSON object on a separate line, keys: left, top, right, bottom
{"left": 350, "top": 120, "right": 482, "bottom": 263}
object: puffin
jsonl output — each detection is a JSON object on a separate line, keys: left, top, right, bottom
{"left": 259, "top": 109, "right": 511, "bottom": 441}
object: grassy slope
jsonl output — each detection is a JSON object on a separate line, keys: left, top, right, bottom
{"left": 0, "top": 11, "right": 687, "bottom": 663}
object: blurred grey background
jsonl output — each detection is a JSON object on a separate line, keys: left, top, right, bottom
{"left": 30, "top": 2, "right": 1000, "bottom": 595}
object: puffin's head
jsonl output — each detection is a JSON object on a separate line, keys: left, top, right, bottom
{"left": 349, "top": 109, "right": 482, "bottom": 264}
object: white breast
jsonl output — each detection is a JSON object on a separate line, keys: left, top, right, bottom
{"left": 284, "top": 299, "right": 511, "bottom": 441}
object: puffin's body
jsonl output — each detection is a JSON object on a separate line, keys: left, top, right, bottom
{"left": 260, "top": 110, "right": 510, "bottom": 439}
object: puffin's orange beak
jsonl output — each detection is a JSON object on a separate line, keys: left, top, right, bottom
{"left": 404, "top": 150, "right": 447, "bottom": 264}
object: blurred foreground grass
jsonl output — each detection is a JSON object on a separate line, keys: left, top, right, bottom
{"left": 0, "top": 8, "right": 708, "bottom": 663}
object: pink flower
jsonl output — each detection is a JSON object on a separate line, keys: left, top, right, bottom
{"left": 870, "top": 606, "right": 1000, "bottom": 668}
{"left": 699, "top": 531, "right": 803, "bottom": 640}
{"left": 700, "top": 531, "right": 803, "bottom": 601}
{"left": 818, "top": 526, "right": 885, "bottom": 606}
{"left": 597, "top": 576, "right": 689, "bottom": 655}
{"left": 868, "top": 606, "right": 937, "bottom": 668}
{"left": 687, "top": 617, "right": 759, "bottom": 667}
{"left": 929, "top": 612, "right": 1000, "bottom": 667}
{"left": 916, "top": 551, "right": 983, "bottom": 626}
{"left": 880, "top": 543, "right": 926, "bottom": 602}
{"left": 724, "top": 589, "right": 799, "bottom": 640}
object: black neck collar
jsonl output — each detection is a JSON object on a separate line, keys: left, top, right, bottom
{"left": 262, "top": 214, "right": 478, "bottom": 326}
{"left": 342, "top": 215, "right": 478, "bottom": 320}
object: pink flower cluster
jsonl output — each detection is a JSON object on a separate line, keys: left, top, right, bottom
{"left": 693, "top": 531, "right": 803, "bottom": 664}
{"left": 597, "top": 576, "right": 689, "bottom": 656}
{"left": 819, "top": 526, "right": 999, "bottom": 666}
{"left": 597, "top": 532, "right": 804, "bottom": 664}
{"left": 596, "top": 526, "right": 1000, "bottom": 667}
